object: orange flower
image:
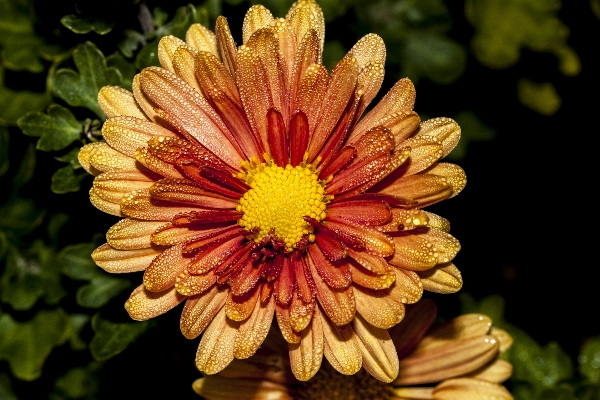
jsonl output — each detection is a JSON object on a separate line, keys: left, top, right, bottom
{"left": 80, "top": 0, "right": 466, "bottom": 381}
{"left": 193, "top": 300, "right": 514, "bottom": 400}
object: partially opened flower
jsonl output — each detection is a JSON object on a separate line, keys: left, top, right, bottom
{"left": 80, "top": 0, "right": 466, "bottom": 381}
{"left": 193, "top": 299, "right": 514, "bottom": 400}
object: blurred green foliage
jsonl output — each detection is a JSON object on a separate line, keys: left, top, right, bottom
{"left": 0, "top": 0, "right": 590, "bottom": 398}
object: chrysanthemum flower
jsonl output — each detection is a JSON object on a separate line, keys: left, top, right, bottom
{"left": 193, "top": 300, "right": 514, "bottom": 400}
{"left": 80, "top": 0, "right": 466, "bottom": 381}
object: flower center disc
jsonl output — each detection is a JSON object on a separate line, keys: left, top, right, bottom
{"left": 237, "top": 162, "right": 328, "bottom": 251}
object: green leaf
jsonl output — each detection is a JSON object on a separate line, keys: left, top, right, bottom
{"left": 51, "top": 42, "right": 122, "bottom": 118}
{"left": 68, "top": 314, "right": 90, "bottom": 351}
{"left": 579, "top": 336, "right": 600, "bottom": 383}
{"left": 0, "top": 241, "right": 66, "bottom": 310}
{"left": 106, "top": 53, "right": 137, "bottom": 91}
{"left": 517, "top": 79, "right": 561, "bottom": 116}
{"left": 448, "top": 110, "right": 495, "bottom": 160}
{"left": 59, "top": 242, "right": 100, "bottom": 281}
{"left": 55, "top": 147, "right": 82, "bottom": 168}
{"left": 51, "top": 166, "right": 86, "bottom": 194}
{"left": 18, "top": 105, "right": 81, "bottom": 151}
{"left": 0, "top": 373, "right": 17, "bottom": 400}
{"left": 0, "top": 197, "right": 45, "bottom": 236}
{"left": 402, "top": 30, "right": 466, "bottom": 84}
{"left": 76, "top": 275, "right": 130, "bottom": 308}
{"left": 61, "top": 15, "right": 115, "bottom": 35}
{"left": 0, "top": 127, "right": 8, "bottom": 177}
{"left": 54, "top": 364, "right": 101, "bottom": 399}
{"left": 117, "top": 29, "right": 147, "bottom": 58}
{"left": 0, "top": 69, "right": 49, "bottom": 125}
{"left": 89, "top": 314, "right": 150, "bottom": 361}
{"left": 465, "top": 0, "right": 576, "bottom": 73}
{"left": 0, "top": 308, "right": 70, "bottom": 381}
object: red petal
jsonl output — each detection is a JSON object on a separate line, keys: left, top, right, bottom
{"left": 314, "top": 231, "right": 346, "bottom": 262}
{"left": 318, "top": 145, "right": 356, "bottom": 181}
{"left": 307, "top": 244, "right": 351, "bottom": 289}
{"left": 267, "top": 108, "right": 288, "bottom": 166}
{"left": 188, "top": 235, "right": 245, "bottom": 275}
{"left": 229, "top": 258, "right": 263, "bottom": 296}
{"left": 292, "top": 251, "right": 315, "bottom": 303}
{"left": 326, "top": 199, "right": 391, "bottom": 226}
{"left": 289, "top": 110, "right": 310, "bottom": 167}
{"left": 275, "top": 256, "right": 294, "bottom": 306}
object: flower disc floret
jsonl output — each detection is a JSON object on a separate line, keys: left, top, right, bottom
{"left": 236, "top": 161, "right": 328, "bottom": 250}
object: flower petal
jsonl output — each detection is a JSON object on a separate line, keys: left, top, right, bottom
{"left": 389, "top": 298, "right": 437, "bottom": 359}
{"left": 425, "top": 162, "right": 467, "bottom": 198}
{"left": 143, "top": 243, "right": 187, "bottom": 292}
{"left": 121, "top": 188, "right": 196, "bottom": 221}
{"left": 89, "top": 142, "right": 139, "bottom": 173}
{"left": 195, "top": 305, "right": 240, "bottom": 374}
{"left": 92, "top": 244, "right": 161, "bottom": 273}
{"left": 276, "top": 302, "right": 301, "bottom": 344}
{"left": 352, "top": 78, "right": 416, "bottom": 140}
{"left": 107, "top": 218, "right": 166, "bottom": 250}
{"left": 289, "top": 291, "right": 315, "bottom": 332}
{"left": 125, "top": 285, "right": 185, "bottom": 321}
{"left": 432, "top": 377, "right": 513, "bottom": 400}
{"left": 215, "top": 16, "right": 238, "bottom": 78}
{"left": 289, "top": 306, "right": 324, "bottom": 381}
{"left": 307, "top": 244, "right": 352, "bottom": 289}
{"left": 379, "top": 174, "right": 453, "bottom": 208}
{"left": 466, "top": 358, "right": 513, "bottom": 383}
{"left": 414, "top": 314, "right": 492, "bottom": 353}
{"left": 242, "top": 5, "right": 275, "bottom": 44}
{"left": 293, "top": 64, "right": 327, "bottom": 135}
{"left": 172, "top": 45, "right": 201, "bottom": 92}
{"left": 98, "top": 86, "right": 147, "bottom": 119}
{"left": 389, "top": 233, "right": 440, "bottom": 272}
{"left": 92, "top": 170, "right": 156, "bottom": 204}
{"left": 149, "top": 178, "right": 239, "bottom": 208}
{"left": 326, "top": 199, "right": 391, "bottom": 226}
{"left": 175, "top": 268, "right": 217, "bottom": 297}
{"left": 286, "top": 0, "right": 325, "bottom": 53}
{"left": 321, "top": 310, "right": 362, "bottom": 375}
{"left": 353, "top": 314, "right": 399, "bottom": 383}
{"left": 134, "top": 147, "right": 184, "bottom": 178}
{"left": 378, "top": 208, "right": 430, "bottom": 233}
{"left": 192, "top": 376, "right": 293, "bottom": 400}
{"left": 418, "top": 263, "right": 463, "bottom": 294}
{"left": 186, "top": 23, "right": 219, "bottom": 56}
{"left": 321, "top": 219, "right": 394, "bottom": 257}
{"left": 180, "top": 286, "right": 228, "bottom": 339}
{"left": 394, "top": 335, "right": 500, "bottom": 386}
{"left": 289, "top": 30, "right": 319, "bottom": 117}
{"left": 234, "top": 292, "right": 276, "bottom": 359}
{"left": 491, "top": 328, "right": 513, "bottom": 354}
{"left": 226, "top": 283, "right": 260, "bottom": 322}
{"left": 89, "top": 188, "right": 123, "bottom": 216}
{"left": 157, "top": 35, "right": 186, "bottom": 72}
{"left": 417, "top": 117, "right": 461, "bottom": 158}
{"left": 308, "top": 253, "right": 355, "bottom": 326}
{"left": 354, "top": 285, "right": 405, "bottom": 329}
{"left": 102, "top": 116, "right": 176, "bottom": 157}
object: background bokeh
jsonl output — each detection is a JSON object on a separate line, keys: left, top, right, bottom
{"left": 0, "top": 0, "right": 598, "bottom": 398}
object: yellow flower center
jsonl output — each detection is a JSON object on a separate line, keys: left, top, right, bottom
{"left": 236, "top": 159, "right": 328, "bottom": 251}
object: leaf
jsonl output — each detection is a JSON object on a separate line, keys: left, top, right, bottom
{"left": 54, "top": 366, "right": 99, "bottom": 399}
{"left": 579, "top": 336, "right": 600, "bottom": 383}
{"left": 0, "top": 241, "right": 65, "bottom": 310}
{"left": 68, "top": 314, "right": 90, "bottom": 351}
{"left": 107, "top": 53, "right": 137, "bottom": 91}
{"left": 465, "top": 0, "right": 577, "bottom": 73}
{"left": 0, "top": 69, "right": 49, "bottom": 125}
{"left": 76, "top": 275, "right": 130, "bottom": 308}
{"left": 117, "top": 29, "right": 146, "bottom": 58}
{"left": 0, "top": 1, "right": 46, "bottom": 73}
{"left": 447, "top": 110, "right": 495, "bottom": 160}
{"left": 0, "top": 308, "right": 70, "bottom": 381}
{"left": 61, "top": 15, "right": 115, "bottom": 35}
{"left": 89, "top": 314, "right": 150, "bottom": 361}
{"left": 0, "top": 197, "right": 45, "bottom": 236}
{"left": 517, "top": 79, "right": 561, "bottom": 116}
{"left": 51, "top": 42, "right": 122, "bottom": 118}
{"left": 135, "top": 5, "right": 205, "bottom": 70}
{"left": 55, "top": 147, "right": 82, "bottom": 168}
{"left": 51, "top": 166, "right": 86, "bottom": 194}
{"left": 18, "top": 105, "right": 81, "bottom": 151}
{"left": 59, "top": 242, "right": 100, "bottom": 281}
{"left": 0, "top": 373, "right": 18, "bottom": 400}
{"left": 402, "top": 30, "right": 466, "bottom": 84}
{"left": 0, "top": 127, "right": 8, "bottom": 177}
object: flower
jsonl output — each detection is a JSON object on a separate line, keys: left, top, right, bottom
{"left": 192, "top": 299, "right": 514, "bottom": 400}
{"left": 79, "top": 0, "right": 466, "bottom": 382}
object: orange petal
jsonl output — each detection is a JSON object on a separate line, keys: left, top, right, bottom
{"left": 394, "top": 335, "right": 500, "bottom": 386}
{"left": 125, "top": 284, "right": 185, "bottom": 321}
{"left": 195, "top": 305, "right": 240, "bottom": 374}
{"left": 289, "top": 292, "right": 315, "bottom": 332}
{"left": 350, "top": 262, "right": 396, "bottom": 290}
{"left": 326, "top": 199, "right": 391, "bottom": 226}
{"left": 418, "top": 263, "right": 463, "bottom": 294}
{"left": 276, "top": 302, "right": 301, "bottom": 344}
{"left": 234, "top": 292, "right": 275, "bottom": 359}
{"left": 92, "top": 170, "right": 156, "bottom": 204}
{"left": 92, "top": 244, "right": 161, "bottom": 273}
{"left": 348, "top": 33, "right": 386, "bottom": 73}
{"left": 98, "top": 86, "right": 146, "bottom": 119}
{"left": 425, "top": 212, "right": 451, "bottom": 232}
{"left": 192, "top": 376, "right": 293, "bottom": 400}
{"left": 308, "top": 253, "right": 355, "bottom": 326}
{"left": 378, "top": 208, "right": 430, "bottom": 233}
{"left": 288, "top": 30, "right": 319, "bottom": 117}
{"left": 417, "top": 117, "right": 461, "bottom": 158}
{"left": 195, "top": 50, "right": 242, "bottom": 106}
{"left": 322, "top": 219, "right": 394, "bottom": 257}
{"left": 286, "top": 0, "right": 325, "bottom": 52}
{"left": 172, "top": 45, "right": 201, "bottom": 92}
{"left": 308, "top": 54, "right": 358, "bottom": 160}
{"left": 389, "top": 233, "right": 440, "bottom": 272}
{"left": 466, "top": 358, "right": 513, "bottom": 383}
{"left": 226, "top": 284, "right": 260, "bottom": 322}
{"left": 157, "top": 35, "right": 186, "bottom": 72}
{"left": 352, "top": 78, "right": 416, "bottom": 140}
{"left": 120, "top": 188, "right": 195, "bottom": 221}
{"left": 432, "top": 378, "right": 513, "bottom": 400}
{"left": 379, "top": 174, "right": 453, "bottom": 208}
{"left": 186, "top": 23, "right": 218, "bottom": 56}
{"left": 175, "top": 268, "right": 217, "bottom": 297}
{"left": 401, "top": 136, "right": 444, "bottom": 176}
{"left": 102, "top": 117, "right": 175, "bottom": 158}
{"left": 143, "top": 243, "right": 188, "bottom": 292}
{"left": 491, "top": 328, "right": 513, "bottom": 354}
{"left": 388, "top": 267, "right": 423, "bottom": 305}
{"left": 353, "top": 314, "right": 399, "bottom": 382}
{"left": 134, "top": 147, "right": 184, "bottom": 179}
{"left": 355, "top": 61, "right": 385, "bottom": 121}
{"left": 307, "top": 244, "right": 352, "bottom": 289}
{"left": 215, "top": 16, "right": 238, "bottom": 78}
{"left": 79, "top": 143, "right": 103, "bottom": 176}
{"left": 321, "top": 310, "right": 362, "bottom": 375}
{"left": 426, "top": 162, "right": 467, "bottom": 198}
{"left": 88, "top": 142, "right": 138, "bottom": 173}
{"left": 132, "top": 74, "right": 162, "bottom": 123}
{"left": 107, "top": 218, "right": 166, "bottom": 250}
{"left": 89, "top": 188, "right": 123, "bottom": 216}
{"left": 414, "top": 314, "right": 493, "bottom": 354}
{"left": 354, "top": 285, "right": 405, "bottom": 329}
{"left": 180, "top": 286, "right": 228, "bottom": 339}
{"left": 242, "top": 5, "right": 274, "bottom": 44}
{"left": 289, "top": 306, "right": 324, "bottom": 381}
{"left": 149, "top": 178, "right": 239, "bottom": 208}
